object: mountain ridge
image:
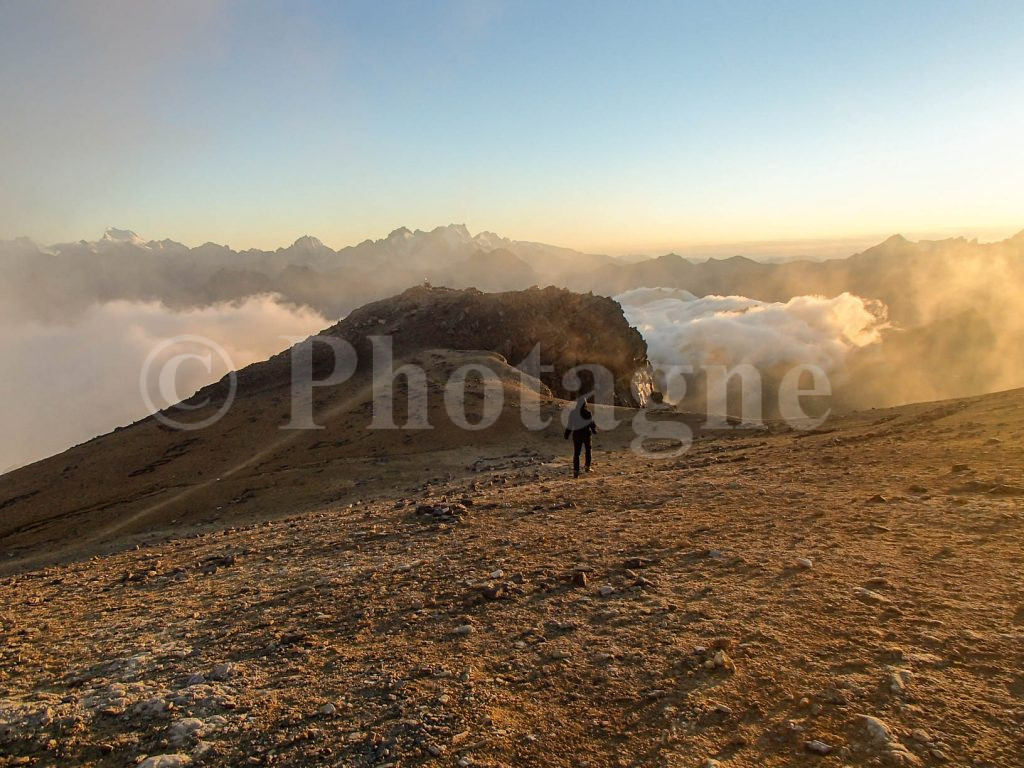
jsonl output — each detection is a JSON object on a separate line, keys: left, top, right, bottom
{"left": 6, "top": 224, "right": 1021, "bottom": 328}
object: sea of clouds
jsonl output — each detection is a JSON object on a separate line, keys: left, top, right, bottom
{"left": 2, "top": 286, "right": 885, "bottom": 471}
{"left": 616, "top": 287, "right": 888, "bottom": 405}
{"left": 0, "top": 296, "right": 327, "bottom": 473}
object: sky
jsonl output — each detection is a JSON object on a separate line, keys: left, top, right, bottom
{"left": 1, "top": 0, "right": 1022, "bottom": 255}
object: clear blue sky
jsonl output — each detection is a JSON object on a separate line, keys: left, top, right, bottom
{"left": 1, "top": 0, "right": 1022, "bottom": 253}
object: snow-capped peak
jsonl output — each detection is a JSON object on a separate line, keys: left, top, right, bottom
{"left": 445, "top": 223, "right": 472, "bottom": 239}
{"left": 101, "top": 228, "right": 145, "bottom": 245}
{"left": 290, "top": 235, "right": 327, "bottom": 250}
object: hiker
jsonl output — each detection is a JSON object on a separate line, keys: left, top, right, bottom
{"left": 564, "top": 396, "right": 598, "bottom": 477}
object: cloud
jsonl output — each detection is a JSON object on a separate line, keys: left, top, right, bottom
{"left": 616, "top": 287, "right": 888, "bottom": 404}
{"left": 0, "top": 295, "right": 326, "bottom": 473}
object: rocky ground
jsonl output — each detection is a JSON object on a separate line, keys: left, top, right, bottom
{"left": 1, "top": 388, "right": 1023, "bottom": 767}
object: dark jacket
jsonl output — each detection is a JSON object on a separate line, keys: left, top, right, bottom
{"left": 564, "top": 406, "right": 598, "bottom": 440}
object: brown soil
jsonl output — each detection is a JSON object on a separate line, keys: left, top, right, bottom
{"left": 1, "top": 381, "right": 1022, "bottom": 767}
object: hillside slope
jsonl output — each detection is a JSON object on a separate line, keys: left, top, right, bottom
{"left": 0, "top": 287, "right": 652, "bottom": 571}
{"left": 0, "top": 388, "right": 1022, "bottom": 766}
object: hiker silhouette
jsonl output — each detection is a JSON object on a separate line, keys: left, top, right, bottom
{"left": 564, "top": 396, "right": 597, "bottom": 477}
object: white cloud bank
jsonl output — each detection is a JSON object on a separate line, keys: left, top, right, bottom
{"left": 616, "top": 287, "right": 887, "bottom": 403}
{"left": 0, "top": 296, "right": 327, "bottom": 473}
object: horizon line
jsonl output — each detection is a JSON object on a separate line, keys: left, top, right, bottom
{"left": 7, "top": 222, "right": 1024, "bottom": 262}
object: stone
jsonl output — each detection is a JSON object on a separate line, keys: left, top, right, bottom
{"left": 319, "top": 703, "right": 337, "bottom": 716}
{"left": 795, "top": 557, "right": 813, "bottom": 569}
{"left": 138, "top": 755, "right": 192, "bottom": 768}
{"left": 210, "top": 663, "right": 234, "bottom": 681}
{"left": 888, "top": 668, "right": 912, "bottom": 695}
{"left": 134, "top": 696, "right": 171, "bottom": 717}
{"left": 858, "top": 714, "right": 893, "bottom": 744}
{"left": 598, "top": 585, "right": 614, "bottom": 597}
{"left": 624, "top": 557, "right": 651, "bottom": 569}
{"left": 856, "top": 714, "right": 920, "bottom": 763}
{"left": 713, "top": 650, "right": 736, "bottom": 671}
{"left": 481, "top": 583, "right": 506, "bottom": 600}
{"left": 168, "top": 718, "right": 204, "bottom": 746}
{"left": 805, "top": 739, "right": 832, "bottom": 755}
{"left": 853, "top": 587, "right": 891, "bottom": 605}
{"left": 572, "top": 571, "right": 589, "bottom": 588}
{"left": 192, "top": 741, "right": 215, "bottom": 759}
{"left": 454, "top": 624, "right": 474, "bottom": 636}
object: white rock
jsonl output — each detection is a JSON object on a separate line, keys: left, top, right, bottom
{"left": 858, "top": 713, "right": 893, "bottom": 744}
{"left": 888, "top": 668, "right": 912, "bottom": 695}
{"left": 210, "top": 663, "right": 234, "bottom": 681}
{"left": 805, "top": 739, "right": 832, "bottom": 754}
{"left": 167, "top": 718, "right": 204, "bottom": 746}
{"left": 133, "top": 696, "right": 170, "bottom": 717}
{"left": 138, "top": 755, "right": 192, "bottom": 768}
{"left": 712, "top": 650, "right": 736, "bottom": 671}
{"left": 192, "top": 742, "right": 214, "bottom": 758}
{"left": 795, "top": 557, "right": 813, "bottom": 569}
{"left": 853, "top": 587, "right": 891, "bottom": 605}
{"left": 855, "top": 714, "right": 920, "bottom": 764}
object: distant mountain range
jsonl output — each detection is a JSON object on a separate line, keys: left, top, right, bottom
{"left": 568, "top": 231, "right": 1024, "bottom": 328}
{"left": 3, "top": 224, "right": 1022, "bottom": 329}
{"left": 1, "top": 223, "right": 1023, "bottom": 475}
{"left": 0, "top": 224, "right": 609, "bottom": 323}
